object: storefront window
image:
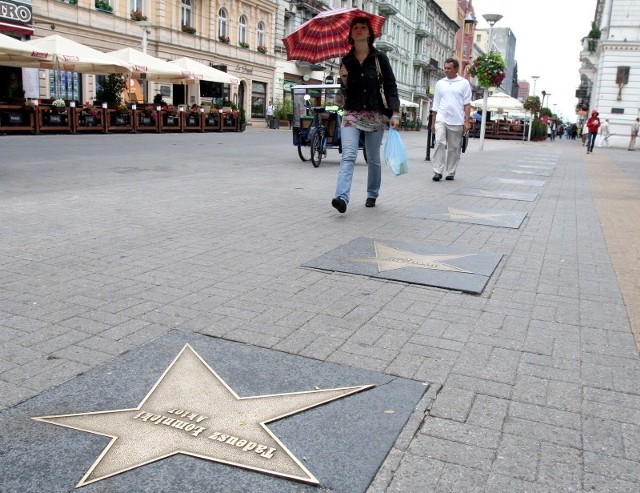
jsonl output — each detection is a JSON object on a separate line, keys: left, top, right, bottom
{"left": 49, "top": 70, "right": 80, "bottom": 101}
{"left": 251, "top": 81, "right": 266, "bottom": 119}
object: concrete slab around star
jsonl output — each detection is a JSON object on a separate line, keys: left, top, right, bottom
{"left": 302, "top": 237, "right": 503, "bottom": 294}
{"left": 408, "top": 203, "right": 527, "bottom": 229}
{"left": 0, "top": 331, "right": 428, "bottom": 493}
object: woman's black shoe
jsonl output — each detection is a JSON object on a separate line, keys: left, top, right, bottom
{"left": 365, "top": 198, "right": 376, "bottom": 207}
{"left": 331, "top": 197, "right": 347, "bottom": 213}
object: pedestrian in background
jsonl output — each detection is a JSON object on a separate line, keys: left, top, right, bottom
{"left": 266, "top": 101, "right": 274, "bottom": 128}
{"left": 586, "top": 111, "right": 600, "bottom": 154}
{"left": 430, "top": 58, "right": 471, "bottom": 182}
{"left": 629, "top": 117, "right": 639, "bottom": 151}
{"left": 331, "top": 16, "right": 400, "bottom": 214}
{"left": 598, "top": 118, "right": 611, "bottom": 147}
{"left": 581, "top": 122, "right": 588, "bottom": 146}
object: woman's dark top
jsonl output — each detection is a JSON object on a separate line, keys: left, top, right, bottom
{"left": 341, "top": 47, "right": 400, "bottom": 115}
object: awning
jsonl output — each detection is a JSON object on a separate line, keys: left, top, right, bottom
{"left": 400, "top": 98, "right": 418, "bottom": 108}
{"left": 0, "top": 22, "right": 34, "bottom": 36}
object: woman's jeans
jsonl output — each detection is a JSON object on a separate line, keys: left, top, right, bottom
{"left": 335, "top": 126, "right": 384, "bottom": 203}
{"left": 587, "top": 131, "right": 598, "bottom": 152}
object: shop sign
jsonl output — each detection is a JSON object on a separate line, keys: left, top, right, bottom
{"left": 0, "top": 0, "right": 32, "bottom": 25}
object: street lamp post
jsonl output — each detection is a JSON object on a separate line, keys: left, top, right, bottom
{"left": 526, "top": 75, "right": 540, "bottom": 142}
{"left": 137, "top": 20, "right": 152, "bottom": 103}
{"left": 478, "top": 13, "right": 503, "bottom": 152}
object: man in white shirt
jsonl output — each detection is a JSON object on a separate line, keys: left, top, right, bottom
{"left": 430, "top": 58, "right": 472, "bottom": 181}
{"left": 598, "top": 119, "right": 611, "bottom": 147}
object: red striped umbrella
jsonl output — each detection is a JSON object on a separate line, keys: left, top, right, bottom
{"left": 283, "top": 8, "right": 386, "bottom": 64}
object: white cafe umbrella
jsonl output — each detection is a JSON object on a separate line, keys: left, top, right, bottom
{"left": 0, "top": 35, "right": 130, "bottom": 74}
{"left": 0, "top": 35, "right": 133, "bottom": 98}
{"left": 107, "top": 48, "right": 188, "bottom": 82}
{"left": 168, "top": 57, "right": 240, "bottom": 85}
{"left": 471, "top": 92, "right": 523, "bottom": 112}
{"left": 0, "top": 32, "right": 33, "bottom": 56}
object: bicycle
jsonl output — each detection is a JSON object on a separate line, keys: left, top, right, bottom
{"left": 291, "top": 84, "right": 366, "bottom": 167}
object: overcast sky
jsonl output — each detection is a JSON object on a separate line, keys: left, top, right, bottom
{"left": 471, "top": 0, "right": 598, "bottom": 122}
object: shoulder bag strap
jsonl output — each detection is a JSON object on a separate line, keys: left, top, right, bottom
{"left": 374, "top": 55, "right": 389, "bottom": 109}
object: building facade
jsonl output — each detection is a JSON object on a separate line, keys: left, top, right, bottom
{"left": 1, "top": 0, "right": 463, "bottom": 126}
{"left": 579, "top": 0, "right": 640, "bottom": 147}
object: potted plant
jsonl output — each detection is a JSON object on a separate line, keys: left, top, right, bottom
{"left": 182, "top": 25, "right": 196, "bottom": 35}
{"left": 218, "top": 35, "right": 230, "bottom": 43}
{"left": 52, "top": 98, "right": 66, "bottom": 111}
{"left": 468, "top": 51, "right": 506, "bottom": 88}
{"left": 96, "top": 73, "right": 125, "bottom": 108}
{"left": 587, "top": 22, "right": 601, "bottom": 52}
{"left": 130, "top": 9, "right": 147, "bottom": 21}
{"left": 239, "top": 42, "right": 249, "bottom": 49}
{"left": 95, "top": 0, "right": 113, "bottom": 13}
{"left": 275, "top": 99, "right": 293, "bottom": 126}
{"left": 239, "top": 108, "right": 246, "bottom": 131}
{"left": 257, "top": 45, "right": 267, "bottom": 54}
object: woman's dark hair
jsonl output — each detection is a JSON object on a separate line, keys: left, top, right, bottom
{"left": 348, "top": 16, "right": 375, "bottom": 46}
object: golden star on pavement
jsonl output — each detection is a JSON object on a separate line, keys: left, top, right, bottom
{"left": 444, "top": 207, "right": 513, "bottom": 224}
{"left": 33, "top": 345, "right": 373, "bottom": 487}
{"left": 351, "top": 241, "right": 474, "bottom": 273}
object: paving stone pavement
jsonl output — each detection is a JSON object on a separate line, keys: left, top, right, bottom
{"left": 1, "top": 128, "right": 639, "bottom": 492}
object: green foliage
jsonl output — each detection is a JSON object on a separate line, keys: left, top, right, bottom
{"left": 96, "top": 74, "right": 125, "bottom": 106}
{"left": 588, "top": 22, "right": 601, "bottom": 39}
{"left": 468, "top": 51, "right": 506, "bottom": 88}
{"left": 531, "top": 119, "right": 547, "bottom": 140}
{"left": 540, "top": 107, "right": 553, "bottom": 118}
{"left": 95, "top": 0, "right": 112, "bottom": 12}
{"left": 239, "top": 42, "right": 249, "bottom": 49}
{"left": 182, "top": 25, "right": 196, "bottom": 34}
{"left": 275, "top": 99, "right": 293, "bottom": 120}
{"left": 239, "top": 108, "right": 246, "bottom": 124}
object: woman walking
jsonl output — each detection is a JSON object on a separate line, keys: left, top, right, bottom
{"left": 331, "top": 17, "right": 400, "bottom": 214}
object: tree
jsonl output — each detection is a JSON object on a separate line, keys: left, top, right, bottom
{"left": 95, "top": 74, "right": 125, "bottom": 107}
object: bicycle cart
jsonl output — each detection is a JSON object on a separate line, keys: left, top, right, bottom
{"left": 291, "top": 83, "right": 366, "bottom": 167}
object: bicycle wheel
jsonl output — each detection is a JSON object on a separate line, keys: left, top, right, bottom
{"left": 310, "top": 130, "right": 324, "bottom": 167}
{"left": 298, "top": 145, "right": 311, "bottom": 162}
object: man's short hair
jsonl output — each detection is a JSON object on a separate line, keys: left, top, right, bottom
{"left": 444, "top": 58, "right": 459, "bottom": 69}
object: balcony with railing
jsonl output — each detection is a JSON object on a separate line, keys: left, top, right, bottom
{"left": 375, "top": 34, "right": 395, "bottom": 52}
{"left": 579, "top": 37, "right": 599, "bottom": 67}
{"left": 413, "top": 53, "right": 429, "bottom": 67}
{"left": 415, "top": 22, "right": 428, "bottom": 38}
{"left": 377, "top": 0, "right": 399, "bottom": 16}
{"left": 295, "top": 0, "right": 328, "bottom": 13}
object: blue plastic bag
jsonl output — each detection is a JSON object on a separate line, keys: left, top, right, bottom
{"left": 384, "top": 128, "right": 409, "bottom": 176}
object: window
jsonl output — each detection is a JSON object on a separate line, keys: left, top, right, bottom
{"left": 49, "top": 70, "right": 80, "bottom": 101}
{"left": 182, "top": 0, "right": 192, "bottom": 27}
{"left": 130, "top": 0, "right": 142, "bottom": 11}
{"left": 238, "top": 15, "right": 247, "bottom": 44}
{"left": 257, "top": 21, "right": 265, "bottom": 47}
{"left": 218, "top": 9, "right": 228, "bottom": 38}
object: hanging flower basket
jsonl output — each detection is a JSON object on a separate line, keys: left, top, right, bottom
{"left": 468, "top": 51, "right": 506, "bottom": 88}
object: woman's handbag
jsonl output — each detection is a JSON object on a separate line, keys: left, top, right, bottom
{"left": 384, "top": 128, "right": 409, "bottom": 176}
{"left": 374, "top": 56, "right": 394, "bottom": 119}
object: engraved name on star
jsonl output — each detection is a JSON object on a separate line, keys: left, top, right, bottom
{"left": 33, "top": 345, "right": 373, "bottom": 488}
{"left": 350, "top": 241, "right": 474, "bottom": 273}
